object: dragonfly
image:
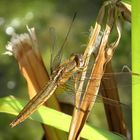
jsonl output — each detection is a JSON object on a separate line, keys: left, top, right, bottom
{"left": 9, "top": 30, "right": 137, "bottom": 131}
{"left": 8, "top": 14, "right": 135, "bottom": 132}
{"left": 10, "top": 53, "right": 85, "bottom": 127}
{"left": 8, "top": 29, "right": 136, "bottom": 129}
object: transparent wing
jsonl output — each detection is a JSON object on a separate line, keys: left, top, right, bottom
{"left": 56, "top": 71, "right": 139, "bottom": 109}
{"left": 49, "top": 27, "right": 58, "bottom": 73}
{"left": 50, "top": 13, "right": 77, "bottom": 73}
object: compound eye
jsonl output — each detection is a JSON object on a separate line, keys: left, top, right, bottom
{"left": 74, "top": 54, "right": 84, "bottom": 67}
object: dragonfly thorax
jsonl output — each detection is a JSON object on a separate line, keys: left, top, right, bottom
{"left": 50, "top": 54, "right": 84, "bottom": 86}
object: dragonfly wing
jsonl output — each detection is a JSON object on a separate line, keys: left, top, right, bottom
{"left": 50, "top": 13, "right": 77, "bottom": 72}
{"left": 55, "top": 72, "right": 133, "bottom": 109}
{"left": 48, "top": 27, "right": 60, "bottom": 73}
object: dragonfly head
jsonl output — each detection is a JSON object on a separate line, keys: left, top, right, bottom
{"left": 70, "top": 54, "right": 85, "bottom": 69}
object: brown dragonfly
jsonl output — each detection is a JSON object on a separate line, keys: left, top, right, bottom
{"left": 9, "top": 28, "right": 135, "bottom": 129}
{"left": 8, "top": 14, "right": 134, "bottom": 133}
{"left": 10, "top": 52, "right": 85, "bottom": 127}
{"left": 10, "top": 51, "right": 136, "bottom": 128}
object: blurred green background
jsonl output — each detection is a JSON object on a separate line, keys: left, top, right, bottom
{"left": 0, "top": 0, "right": 131, "bottom": 140}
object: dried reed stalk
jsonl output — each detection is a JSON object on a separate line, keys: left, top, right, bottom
{"left": 68, "top": 3, "right": 106, "bottom": 140}
{"left": 101, "top": 61, "right": 127, "bottom": 136}
{"left": 5, "top": 29, "right": 67, "bottom": 140}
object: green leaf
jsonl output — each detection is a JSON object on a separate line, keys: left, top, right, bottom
{"left": 0, "top": 96, "right": 124, "bottom": 140}
{"left": 132, "top": 0, "right": 140, "bottom": 140}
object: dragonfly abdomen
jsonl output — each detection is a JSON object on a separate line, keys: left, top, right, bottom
{"left": 10, "top": 81, "right": 58, "bottom": 127}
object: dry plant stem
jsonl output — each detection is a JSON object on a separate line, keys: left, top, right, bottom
{"left": 101, "top": 61, "right": 127, "bottom": 136}
{"left": 68, "top": 4, "right": 106, "bottom": 140}
{"left": 19, "top": 49, "right": 63, "bottom": 140}
{"left": 8, "top": 32, "right": 66, "bottom": 140}
{"left": 68, "top": 4, "right": 115, "bottom": 140}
